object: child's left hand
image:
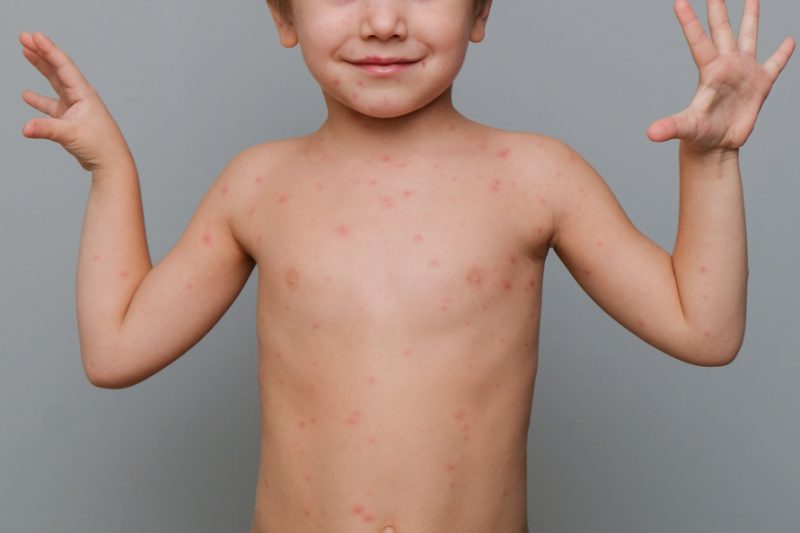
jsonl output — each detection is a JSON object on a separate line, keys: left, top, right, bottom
{"left": 646, "top": 0, "right": 795, "bottom": 153}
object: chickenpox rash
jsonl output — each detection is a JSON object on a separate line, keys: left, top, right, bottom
{"left": 276, "top": 193, "right": 290, "bottom": 205}
{"left": 285, "top": 268, "right": 300, "bottom": 289}
{"left": 381, "top": 155, "right": 393, "bottom": 163}
{"left": 91, "top": 254, "right": 102, "bottom": 262}
{"left": 402, "top": 347, "right": 415, "bottom": 358}
{"left": 490, "top": 178, "right": 502, "bottom": 193}
{"left": 337, "top": 225, "right": 351, "bottom": 238}
{"left": 380, "top": 196, "right": 395, "bottom": 208}
{"left": 699, "top": 265, "right": 709, "bottom": 274}
{"left": 496, "top": 148, "right": 511, "bottom": 159}
{"left": 366, "top": 375, "right": 377, "bottom": 385}
{"left": 429, "top": 258, "right": 441, "bottom": 268}
{"left": 221, "top": 184, "right": 229, "bottom": 196}
{"left": 118, "top": 271, "right": 130, "bottom": 279}
{"left": 345, "top": 409, "right": 362, "bottom": 426}
{"left": 402, "top": 190, "right": 415, "bottom": 198}
{"left": 351, "top": 504, "right": 375, "bottom": 523}
{"left": 413, "top": 233, "right": 424, "bottom": 243}
{"left": 202, "top": 232, "right": 213, "bottom": 246}
{"left": 454, "top": 408, "right": 465, "bottom": 420}
{"left": 501, "top": 279, "right": 513, "bottom": 291}
{"left": 466, "top": 268, "right": 484, "bottom": 288}
{"left": 444, "top": 461, "right": 458, "bottom": 473}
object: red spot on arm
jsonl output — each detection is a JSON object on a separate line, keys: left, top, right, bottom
{"left": 221, "top": 184, "right": 229, "bottom": 196}
{"left": 496, "top": 148, "right": 511, "bottom": 159}
{"left": 336, "top": 225, "right": 351, "bottom": 238}
{"left": 202, "top": 232, "right": 213, "bottom": 246}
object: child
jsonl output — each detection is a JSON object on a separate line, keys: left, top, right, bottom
{"left": 19, "top": 0, "right": 794, "bottom": 531}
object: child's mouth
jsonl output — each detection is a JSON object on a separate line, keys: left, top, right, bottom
{"left": 348, "top": 57, "right": 419, "bottom": 76}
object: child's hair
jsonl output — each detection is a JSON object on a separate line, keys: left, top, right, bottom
{"left": 268, "top": 0, "right": 490, "bottom": 21}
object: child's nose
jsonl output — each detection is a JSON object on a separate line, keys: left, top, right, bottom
{"left": 360, "top": 0, "right": 408, "bottom": 42}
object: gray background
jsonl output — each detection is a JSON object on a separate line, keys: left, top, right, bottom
{"left": 2, "top": 0, "right": 798, "bottom": 531}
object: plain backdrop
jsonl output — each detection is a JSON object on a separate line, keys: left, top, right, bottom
{"left": 2, "top": 1, "right": 798, "bottom": 531}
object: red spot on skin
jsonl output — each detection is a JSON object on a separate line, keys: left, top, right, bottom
{"left": 357, "top": 80, "right": 365, "bottom": 87}
{"left": 324, "top": 275, "right": 332, "bottom": 282}
{"left": 333, "top": 78, "right": 341, "bottom": 86}
{"left": 119, "top": 271, "right": 129, "bottom": 279}
{"left": 380, "top": 196, "right": 395, "bottom": 208}
{"left": 303, "top": 508, "right": 311, "bottom": 517}
{"left": 402, "top": 347, "right": 414, "bottom": 358}
{"left": 490, "top": 178, "right": 502, "bottom": 192}
{"left": 466, "top": 268, "right": 484, "bottom": 288}
{"left": 448, "top": 124, "right": 457, "bottom": 131}
{"left": 440, "top": 296, "right": 452, "bottom": 312}
{"left": 298, "top": 420, "right": 306, "bottom": 429}
{"left": 451, "top": 175, "right": 460, "bottom": 182}
{"left": 368, "top": 179, "right": 378, "bottom": 186}
{"left": 345, "top": 410, "right": 362, "bottom": 426}
{"left": 312, "top": 321, "right": 321, "bottom": 330}
{"left": 538, "top": 196, "right": 548, "bottom": 206}
{"left": 509, "top": 254, "right": 518, "bottom": 265}
{"left": 445, "top": 462, "right": 457, "bottom": 473}
{"left": 254, "top": 176, "right": 263, "bottom": 184}
{"left": 285, "top": 268, "right": 300, "bottom": 289}
{"left": 637, "top": 319, "right": 646, "bottom": 328}
{"left": 351, "top": 92, "right": 359, "bottom": 101}
{"left": 315, "top": 181, "right": 323, "bottom": 191}
{"left": 525, "top": 277, "right": 535, "bottom": 290}
{"left": 247, "top": 207, "right": 255, "bottom": 216}
{"left": 352, "top": 504, "right": 364, "bottom": 515}
{"left": 92, "top": 254, "right": 101, "bottom": 262}
{"left": 596, "top": 240, "right": 604, "bottom": 247}
{"left": 496, "top": 148, "right": 511, "bottom": 159}
{"left": 366, "top": 375, "right": 377, "bottom": 385}
{"left": 381, "top": 155, "right": 392, "bottom": 163}
{"left": 276, "top": 193, "right": 289, "bottom": 205}
{"left": 501, "top": 279, "right": 513, "bottom": 291}
{"left": 402, "top": 190, "right": 415, "bottom": 198}
{"left": 367, "top": 435, "right": 378, "bottom": 444}
{"left": 700, "top": 265, "right": 709, "bottom": 274}
{"left": 221, "top": 184, "right": 229, "bottom": 196}
{"left": 362, "top": 513, "right": 375, "bottom": 523}
{"left": 582, "top": 269, "right": 591, "bottom": 276}
{"left": 202, "top": 232, "right": 213, "bottom": 246}
{"left": 454, "top": 408, "right": 465, "bottom": 420}
{"left": 413, "top": 234, "right": 424, "bottom": 243}
{"left": 310, "top": 417, "right": 317, "bottom": 425}
{"left": 185, "top": 283, "right": 193, "bottom": 291}
{"left": 337, "top": 225, "right": 351, "bottom": 238}
{"left": 430, "top": 258, "right": 440, "bottom": 268}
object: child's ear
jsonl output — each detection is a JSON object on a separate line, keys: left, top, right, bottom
{"left": 268, "top": 5, "right": 299, "bottom": 48}
{"left": 469, "top": 0, "right": 493, "bottom": 43}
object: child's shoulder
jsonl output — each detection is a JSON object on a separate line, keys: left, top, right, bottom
{"left": 473, "top": 124, "right": 587, "bottom": 169}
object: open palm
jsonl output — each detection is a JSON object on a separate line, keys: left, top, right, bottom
{"left": 647, "top": 0, "right": 795, "bottom": 152}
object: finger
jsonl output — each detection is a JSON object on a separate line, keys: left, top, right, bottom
{"left": 674, "top": 0, "right": 719, "bottom": 68}
{"left": 647, "top": 112, "right": 695, "bottom": 143}
{"left": 30, "top": 32, "right": 93, "bottom": 102}
{"left": 21, "top": 45, "right": 64, "bottom": 97}
{"left": 737, "top": 0, "right": 759, "bottom": 56}
{"left": 22, "top": 90, "right": 62, "bottom": 117}
{"left": 22, "top": 117, "right": 70, "bottom": 142}
{"left": 706, "top": 0, "right": 738, "bottom": 53}
{"left": 763, "top": 37, "right": 796, "bottom": 83}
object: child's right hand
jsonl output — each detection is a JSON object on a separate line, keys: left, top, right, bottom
{"left": 20, "top": 31, "right": 131, "bottom": 172}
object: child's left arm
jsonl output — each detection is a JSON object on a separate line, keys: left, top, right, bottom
{"left": 549, "top": 0, "right": 794, "bottom": 366}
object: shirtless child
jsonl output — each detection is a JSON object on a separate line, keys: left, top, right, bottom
{"left": 19, "top": 0, "right": 794, "bottom": 531}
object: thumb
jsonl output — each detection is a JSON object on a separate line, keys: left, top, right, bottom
{"left": 22, "top": 118, "right": 68, "bottom": 142}
{"left": 646, "top": 112, "right": 692, "bottom": 143}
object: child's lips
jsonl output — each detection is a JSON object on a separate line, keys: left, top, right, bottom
{"left": 347, "top": 57, "right": 420, "bottom": 75}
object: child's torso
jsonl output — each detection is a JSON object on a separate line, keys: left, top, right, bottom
{"left": 233, "top": 127, "right": 555, "bottom": 533}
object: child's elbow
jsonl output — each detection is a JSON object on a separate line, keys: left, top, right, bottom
{"left": 82, "top": 347, "right": 140, "bottom": 390}
{"left": 683, "top": 328, "right": 745, "bottom": 367}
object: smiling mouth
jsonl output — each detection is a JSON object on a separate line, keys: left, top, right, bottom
{"left": 348, "top": 58, "right": 420, "bottom": 75}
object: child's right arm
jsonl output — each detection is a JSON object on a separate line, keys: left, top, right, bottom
{"left": 21, "top": 32, "right": 255, "bottom": 388}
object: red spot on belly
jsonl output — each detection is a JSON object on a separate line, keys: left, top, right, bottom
{"left": 413, "top": 233, "right": 424, "bottom": 243}
{"left": 509, "top": 253, "right": 518, "bottom": 265}
{"left": 381, "top": 155, "right": 393, "bottom": 163}
{"left": 367, "top": 435, "right": 378, "bottom": 444}
{"left": 380, "top": 196, "right": 395, "bottom": 208}
{"left": 366, "top": 375, "right": 377, "bottom": 385}
{"left": 496, "top": 148, "right": 511, "bottom": 159}
{"left": 362, "top": 513, "right": 375, "bottom": 523}
{"left": 276, "top": 193, "right": 289, "bottom": 205}
{"left": 368, "top": 179, "right": 378, "bottom": 186}
{"left": 185, "top": 283, "right": 193, "bottom": 291}
{"left": 352, "top": 504, "right": 364, "bottom": 515}
{"left": 337, "top": 225, "right": 351, "bottom": 238}
{"left": 345, "top": 409, "right": 362, "bottom": 426}
{"left": 501, "top": 279, "right": 513, "bottom": 291}
{"left": 429, "top": 258, "right": 440, "bottom": 268}
{"left": 445, "top": 461, "right": 457, "bottom": 473}
{"left": 699, "top": 265, "right": 709, "bottom": 274}
{"left": 402, "top": 189, "right": 415, "bottom": 198}
{"left": 298, "top": 419, "right": 306, "bottom": 429}
{"left": 490, "top": 178, "right": 502, "bottom": 192}
{"left": 466, "top": 268, "right": 484, "bottom": 288}
{"left": 303, "top": 472, "right": 312, "bottom": 483}
{"left": 254, "top": 176, "right": 263, "bottom": 184}
{"left": 312, "top": 320, "right": 321, "bottom": 330}
{"left": 439, "top": 296, "right": 452, "bottom": 312}
{"left": 454, "top": 408, "right": 465, "bottom": 420}
{"left": 402, "top": 347, "right": 415, "bottom": 358}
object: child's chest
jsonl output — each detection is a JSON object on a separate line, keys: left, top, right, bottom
{"left": 238, "top": 162, "right": 551, "bottom": 330}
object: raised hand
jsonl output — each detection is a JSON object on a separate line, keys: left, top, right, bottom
{"left": 646, "top": 0, "right": 795, "bottom": 153}
{"left": 20, "top": 32, "right": 131, "bottom": 171}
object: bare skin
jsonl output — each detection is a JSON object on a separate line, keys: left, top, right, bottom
{"left": 19, "top": 0, "right": 793, "bottom": 532}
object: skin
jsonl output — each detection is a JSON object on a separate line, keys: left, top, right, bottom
{"left": 19, "top": 0, "right": 794, "bottom": 531}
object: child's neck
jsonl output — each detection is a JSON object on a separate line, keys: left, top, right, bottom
{"left": 312, "top": 86, "right": 467, "bottom": 159}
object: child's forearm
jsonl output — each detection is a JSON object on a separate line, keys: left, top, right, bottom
{"left": 76, "top": 154, "right": 153, "bottom": 377}
{"left": 671, "top": 142, "right": 748, "bottom": 355}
